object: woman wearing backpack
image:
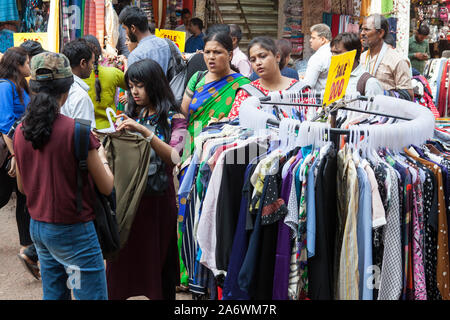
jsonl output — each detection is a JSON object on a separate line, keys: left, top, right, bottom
{"left": 13, "top": 52, "right": 114, "bottom": 300}
{"left": 106, "top": 58, "right": 187, "bottom": 300}
{"left": 0, "top": 47, "right": 38, "bottom": 278}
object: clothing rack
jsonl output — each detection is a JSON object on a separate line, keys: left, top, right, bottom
{"left": 259, "top": 95, "right": 413, "bottom": 131}
{"left": 239, "top": 94, "right": 436, "bottom": 151}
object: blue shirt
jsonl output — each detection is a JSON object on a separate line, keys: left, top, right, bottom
{"left": 356, "top": 166, "right": 373, "bottom": 300}
{"left": 127, "top": 35, "right": 171, "bottom": 74}
{"left": 306, "top": 155, "right": 319, "bottom": 258}
{"left": 185, "top": 32, "right": 205, "bottom": 53}
{"left": 0, "top": 80, "right": 30, "bottom": 134}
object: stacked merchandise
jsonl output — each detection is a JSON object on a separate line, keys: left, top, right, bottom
{"left": 281, "top": 0, "right": 304, "bottom": 60}
{"left": 20, "top": 0, "right": 50, "bottom": 33}
{"left": 0, "top": 0, "right": 20, "bottom": 53}
{"left": 139, "top": 0, "right": 154, "bottom": 26}
{"left": 323, "top": 13, "right": 360, "bottom": 37}
{"left": 424, "top": 58, "right": 450, "bottom": 117}
{"left": 410, "top": 0, "right": 450, "bottom": 57}
{"left": 167, "top": 0, "right": 180, "bottom": 30}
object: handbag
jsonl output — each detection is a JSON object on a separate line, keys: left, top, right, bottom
{"left": 165, "top": 38, "right": 187, "bottom": 107}
{"left": 142, "top": 123, "right": 169, "bottom": 195}
{"left": 74, "top": 118, "right": 120, "bottom": 261}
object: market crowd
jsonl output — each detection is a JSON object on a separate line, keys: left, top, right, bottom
{"left": 0, "top": 5, "right": 438, "bottom": 300}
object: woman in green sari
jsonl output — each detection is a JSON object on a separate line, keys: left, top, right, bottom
{"left": 180, "top": 31, "right": 250, "bottom": 158}
{"left": 176, "top": 31, "right": 249, "bottom": 292}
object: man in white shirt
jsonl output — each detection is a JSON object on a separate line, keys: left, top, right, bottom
{"left": 302, "top": 23, "right": 332, "bottom": 92}
{"left": 175, "top": 8, "right": 192, "bottom": 44}
{"left": 61, "top": 38, "right": 96, "bottom": 128}
{"left": 230, "top": 24, "right": 252, "bottom": 78}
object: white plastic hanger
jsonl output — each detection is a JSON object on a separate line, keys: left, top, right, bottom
{"left": 96, "top": 107, "right": 119, "bottom": 133}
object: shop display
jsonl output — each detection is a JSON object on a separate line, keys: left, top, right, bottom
{"left": 282, "top": 0, "right": 304, "bottom": 60}
{"left": 411, "top": 0, "right": 450, "bottom": 57}
{"left": 424, "top": 58, "right": 450, "bottom": 117}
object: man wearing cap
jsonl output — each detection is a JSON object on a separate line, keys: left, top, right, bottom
{"left": 61, "top": 38, "right": 96, "bottom": 128}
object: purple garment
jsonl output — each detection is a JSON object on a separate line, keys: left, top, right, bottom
{"left": 272, "top": 155, "right": 301, "bottom": 299}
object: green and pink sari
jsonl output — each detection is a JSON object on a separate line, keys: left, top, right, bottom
{"left": 182, "top": 72, "right": 250, "bottom": 160}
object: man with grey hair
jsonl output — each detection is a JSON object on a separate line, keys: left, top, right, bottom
{"left": 230, "top": 24, "right": 251, "bottom": 77}
{"left": 302, "top": 23, "right": 332, "bottom": 92}
{"left": 360, "top": 14, "right": 413, "bottom": 100}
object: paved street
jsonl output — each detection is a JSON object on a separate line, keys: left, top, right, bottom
{"left": 0, "top": 193, "right": 190, "bottom": 301}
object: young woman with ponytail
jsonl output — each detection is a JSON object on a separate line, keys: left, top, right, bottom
{"left": 83, "top": 35, "right": 127, "bottom": 130}
{"left": 13, "top": 52, "right": 114, "bottom": 300}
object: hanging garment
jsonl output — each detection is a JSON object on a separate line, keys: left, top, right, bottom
{"left": 410, "top": 162, "right": 427, "bottom": 300}
{"left": 101, "top": 130, "right": 151, "bottom": 248}
{"left": 0, "top": 0, "right": 19, "bottom": 23}
{"left": 272, "top": 150, "right": 302, "bottom": 300}
{"left": 378, "top": 166, "right": 402, "bottom": 300}
{"left": 83, "top": 0, "right": 96, "bottom": 38}
{"left": 356, "top": 164, "right": 373, "bottom": 300}
{"left": 95, "top": 0, "right": 105, "bottom": 48}
{"left": 308, "top": 147, "right": 338, "bottom": 300}
{"left": 61, "top": 0, "right": 71, "bottom": 46}
{"left": 222, "top": 164, "right": 256, "bottom": 300}
{"left": 152, "top": 0, "right": 167, "bottom": 29}
{"left": 336, "top": 145, "right": 360, "bottom": 300}
{"left": 437, "top": 60, "right": 450, "bottom": 117}
{"left": 405, "top": 147, "right": 450, "bottom": 300}
{"left": 68, "top": 0, "right": 83, "bottom": 40}
{"left": 104, "top": 0, "right": 119, "bottom": 56}
{"left": 0, "top": 29, "right": 14, "bottom": 53}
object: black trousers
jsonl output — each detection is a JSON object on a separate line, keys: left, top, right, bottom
{"left": 16, "top": 190, "right": 33, "bottom": 246}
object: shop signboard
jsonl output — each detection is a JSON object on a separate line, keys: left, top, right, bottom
{"left": 322, "top": 49, "right": 356, "bottom": 107}
{"left": 13, "top": 33, "right": 49, "bottom": 50}
{"left": 155, "top": 29, "right": 186, "bottom": 53}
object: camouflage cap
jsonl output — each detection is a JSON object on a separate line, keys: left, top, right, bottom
{"left": 30, "top": 52, "right": 73, "bottom": 81}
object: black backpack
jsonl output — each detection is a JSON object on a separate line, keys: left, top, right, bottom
{"left": 74, "top": 118, "right": 120, "bottom": 261}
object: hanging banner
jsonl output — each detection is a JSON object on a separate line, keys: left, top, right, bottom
{"left": 14, "top": 33, "right": 49, "bottom": 50}
{"left": 47, "top": 0, "right": 60, "bottom": 52}
{"left": 322, "top": 49, "right": 356, "bottom": 107}
{"left": 155, "top": 29, "right": 186, "bottom": 52}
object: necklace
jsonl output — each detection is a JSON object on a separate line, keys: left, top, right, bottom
{"left": 365, "top": 49, "right": 380, "bottom": 75}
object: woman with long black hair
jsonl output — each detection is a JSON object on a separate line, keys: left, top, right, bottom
{"left": 0, "top": 47, "right": 37, "bottom": 278}
{"left": 106, "top": 58, "right": 187, "bottom": 300}
{"left": 13, "top": 52, "right": 114, "bottom": 299}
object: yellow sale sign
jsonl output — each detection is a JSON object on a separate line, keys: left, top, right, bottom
{"left": 14, "top": 33, "right": 49, "bottom": 50}
{"left": 322, "top": 50, "right": 356, "bottom": 107}
{"left": 155, "top": 29, "right": 186, "bottom": 53}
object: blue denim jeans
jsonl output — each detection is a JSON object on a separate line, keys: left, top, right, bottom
{"left": 30, "top": 219, "right": 107, "bottom": 300}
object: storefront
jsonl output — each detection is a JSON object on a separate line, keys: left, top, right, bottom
{"left": 278, "top": 0, "right": 413, "bottom": 62}
{"left": 410, "top": 0, "right": 450, "bottom": 58}
{"left": 0, "top": 0, "right": 193, "bottom": 54}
